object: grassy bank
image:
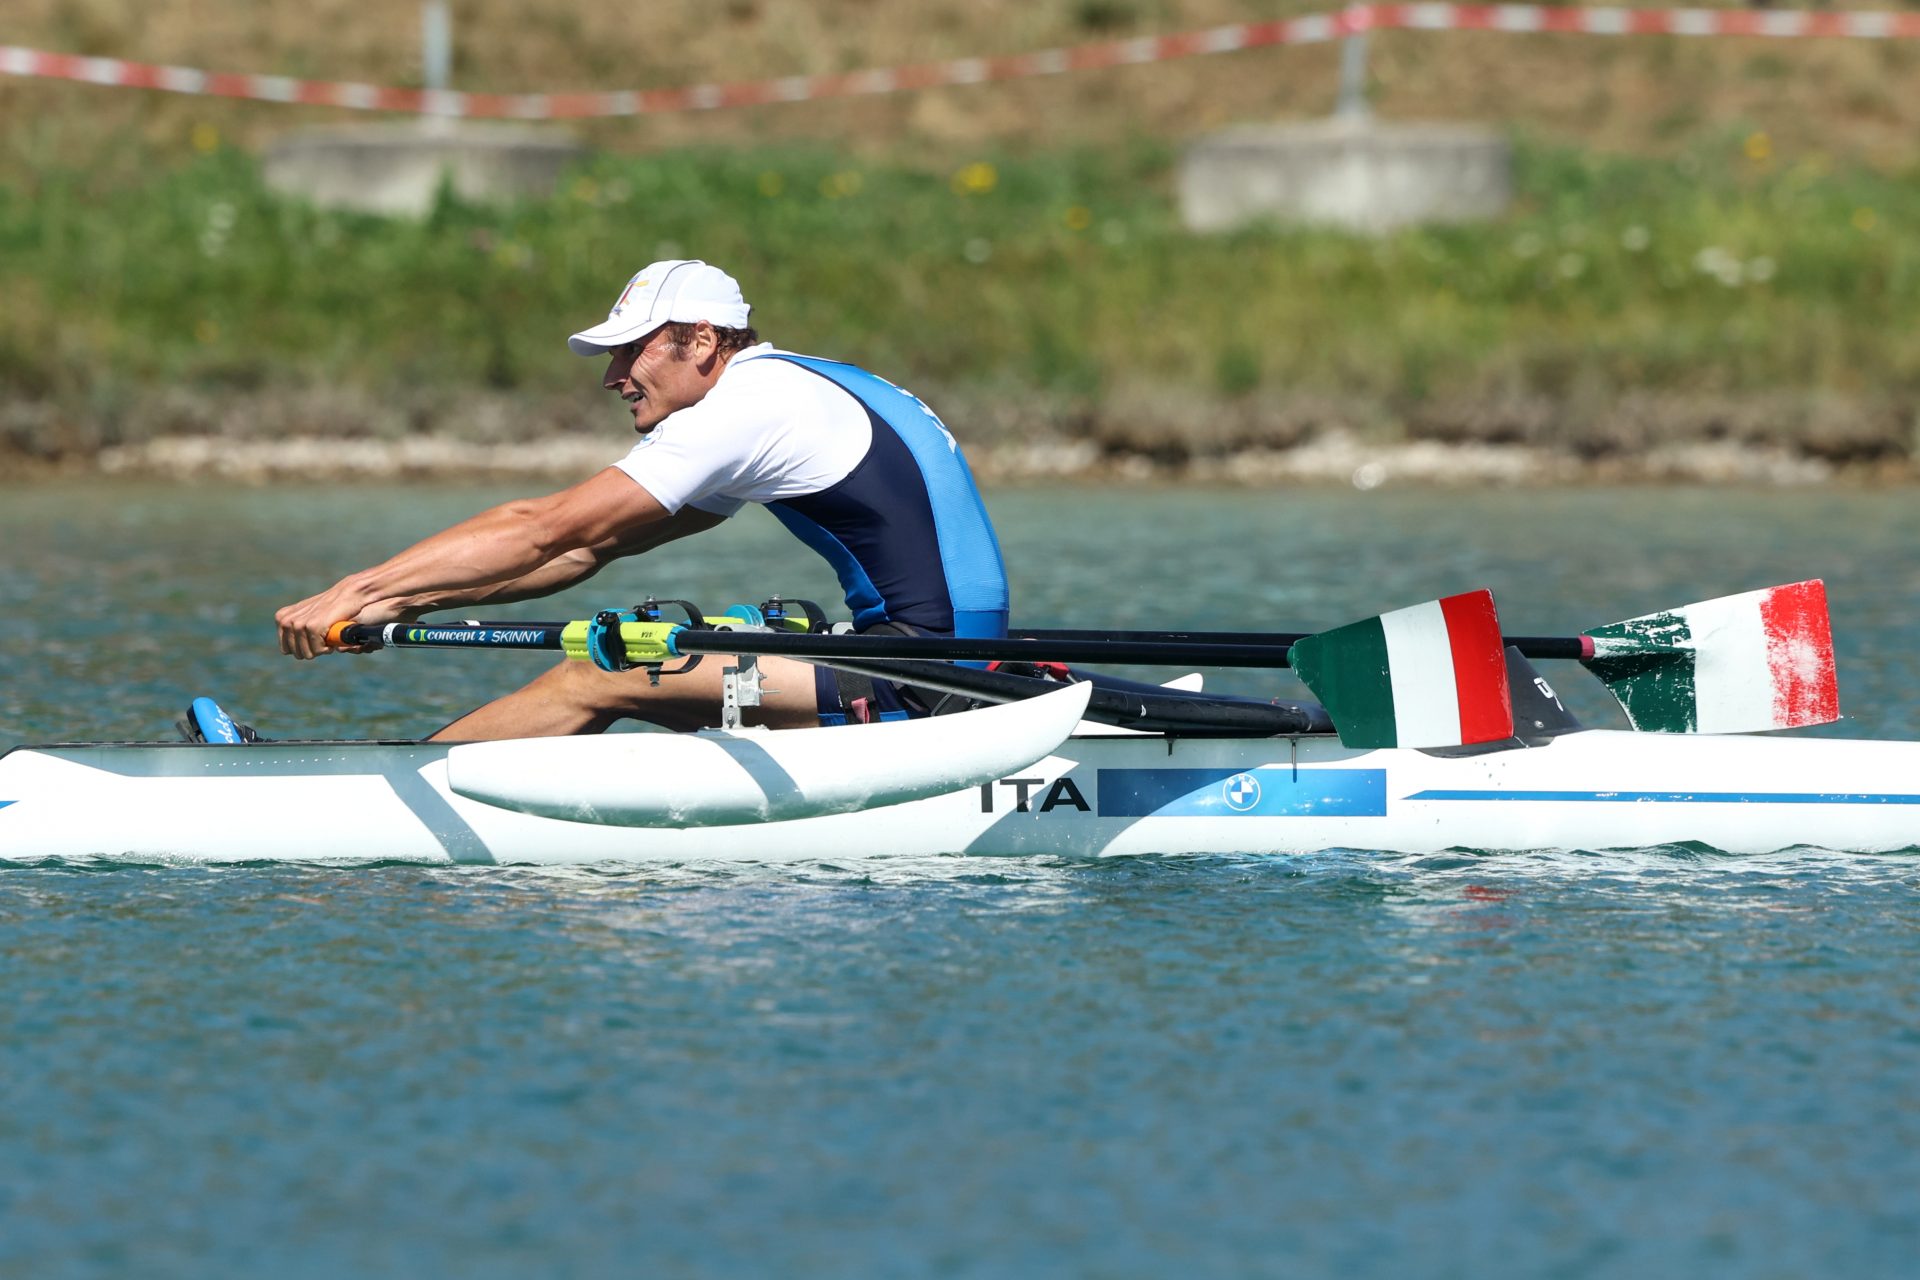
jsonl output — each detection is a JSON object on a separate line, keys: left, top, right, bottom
{"left": 4, "top": 132, "right": 1918, "bottom": 468}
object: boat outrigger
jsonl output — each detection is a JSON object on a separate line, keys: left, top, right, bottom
{"left": 5, "top": 580, "right": 1916, "bottom": 864}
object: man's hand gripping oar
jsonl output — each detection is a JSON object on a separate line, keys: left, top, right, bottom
{"left": 279, "top": 587, "right": 423, "bottom": 659}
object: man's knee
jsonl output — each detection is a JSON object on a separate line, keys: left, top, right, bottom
{"left": 535, "top": 656, "right": 650, "bottom": 703}
{"left": 544, "top": 653, "right": 815, "bottom": 728}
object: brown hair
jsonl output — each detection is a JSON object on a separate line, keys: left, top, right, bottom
{"left": 663, "top": 321, "right": 759, "bottom": 358}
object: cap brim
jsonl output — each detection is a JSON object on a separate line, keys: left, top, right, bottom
{"left": 566, "top": 316, "right": 668, "bottom": 357}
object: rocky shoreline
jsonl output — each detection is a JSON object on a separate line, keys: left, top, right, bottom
{"left": 0, "top": 430, "right": 1873, "bottom": 488}
{"left": 2, "top": 387, "right": 1912, "bottom": 487}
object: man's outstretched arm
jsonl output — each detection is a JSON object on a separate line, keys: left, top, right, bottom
{"left": 275, "top": 469, "right": 684, "bottom": 658}
{"left": 363, "top": 504, "right": 726, "bottom": 618}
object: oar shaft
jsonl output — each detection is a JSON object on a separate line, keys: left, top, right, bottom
{"left": 672, "top": 630, "right": 1300, "bottom": 667}
{"left": 801, "top": 656, "right": 1328, "bottom": 735}
{"left": 334, "top": 620, "right": 1596, "bottom": 666}
{"left": 332, "top": 620, "right": 1306, "bottom": 667}
{"left": 1013, "top": 627, "right": 1592, "bottom": 661}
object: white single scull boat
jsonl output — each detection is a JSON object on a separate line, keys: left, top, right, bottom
{"left": 5, "top": 580, "right": 1911, "bottom": 863}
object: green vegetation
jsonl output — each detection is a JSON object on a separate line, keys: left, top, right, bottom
{"left": 3, "top": 132, "right": 1918, "bottom": 460}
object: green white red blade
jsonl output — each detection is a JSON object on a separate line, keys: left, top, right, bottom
{"left": 1290, "top": 589, "right": 1514, "bottom": 749}
{"left": 1581, "top": 579, "right": 1839, "bottom": 734}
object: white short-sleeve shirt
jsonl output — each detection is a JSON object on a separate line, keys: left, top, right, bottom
{"left": 611, "top": 345, "right": 872, "bottom": 517}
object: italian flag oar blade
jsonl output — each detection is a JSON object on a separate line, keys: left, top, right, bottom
{"left": 1581, "top": 579, "right": 1838, "bottom": 734}
{"left": 1289, "top": 590, "right": 1515, "bottom": 749}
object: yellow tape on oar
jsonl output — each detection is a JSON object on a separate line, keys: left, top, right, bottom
{"left": 559, "top": 619, "right": 686, "bottom": 667}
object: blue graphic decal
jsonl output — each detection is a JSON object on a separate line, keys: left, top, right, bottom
{"left": 1222, "top": 773, "right": 1262, "bottom": 811}
{"left": 1099, "top": 768, "right": 1386, "bottom": 818}
{"left": 1409, "top": 789, "right": 1920, "bottom": 806}
{"left": 0, "top": 800, "right": 12, "bottom": 811}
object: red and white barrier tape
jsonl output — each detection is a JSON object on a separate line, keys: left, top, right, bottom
{"left": 4, "top": 5, "right": 1918, "bottom": 120}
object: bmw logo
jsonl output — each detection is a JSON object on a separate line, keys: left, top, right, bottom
{"left": 1223, "top": 773, "right": 1261, "bottom": 812}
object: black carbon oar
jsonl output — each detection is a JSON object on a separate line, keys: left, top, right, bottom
{"left": 326, "top": 578, "right": 1839, "bottom": 740}
{"left": 326, "top": 620, "right": 1328, "bottom": 735}
{"left": 779, "top": 656, "right": 1331, "bottom": 736}
{"left": 330, "top": 621, "right": 1309, "bottom": 668}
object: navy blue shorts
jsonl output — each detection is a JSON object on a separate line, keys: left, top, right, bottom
{"left": 811, "top": 621, "right": 952, "bottom": 725}
{"left": 813, "top": 664, "right": 928, "bottom": 724}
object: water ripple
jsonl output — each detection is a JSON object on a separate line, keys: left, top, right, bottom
{"left": 4, "top": 485, "right": 1920, "bottom": 1277}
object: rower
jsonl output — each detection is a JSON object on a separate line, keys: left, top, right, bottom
{"left": 273, "top": 260, "right": 1009, "bottom": 740}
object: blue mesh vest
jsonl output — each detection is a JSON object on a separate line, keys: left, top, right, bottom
{"left": 744, "top": 353, "right": 1009, "bottom": 640}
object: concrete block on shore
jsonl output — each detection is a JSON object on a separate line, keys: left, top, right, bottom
{"left": 1179, "top": 118, "right": 1511, "bottom": 234}
{"left": 262, "top": 121, "right": 586, "bottom": 217}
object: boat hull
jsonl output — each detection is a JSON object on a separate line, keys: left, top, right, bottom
{"left": 4, "top": 728, "right": 1919, "bottom": 863}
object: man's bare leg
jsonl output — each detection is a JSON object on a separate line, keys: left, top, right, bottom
{"left": 427, "top": 653, "right": 822, "bottom": 740}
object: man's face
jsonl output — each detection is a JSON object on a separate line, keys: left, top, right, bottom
{"left": 602, "top": 325, "right": 714, "bottom": 433}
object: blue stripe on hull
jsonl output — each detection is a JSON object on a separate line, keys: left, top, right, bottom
{"left": 1099, "top": 768, "right": 1386, "bottom": 818}
{"left": 1409, "top": 790, "right": 1920, "bottom": 805}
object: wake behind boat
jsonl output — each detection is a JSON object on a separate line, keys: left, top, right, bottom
{"left": 6, "top": 581, "right": 1916, "bottom": 863}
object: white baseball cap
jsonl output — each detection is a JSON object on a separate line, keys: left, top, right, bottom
{"left": 566, "top": 259, "right": 752, "bottom": 356}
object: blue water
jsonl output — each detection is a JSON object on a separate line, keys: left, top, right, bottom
{"left": 3, "top": 484, "right": 1919, "bottom": 1277}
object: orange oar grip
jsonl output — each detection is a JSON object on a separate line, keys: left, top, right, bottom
{"left": 325, "top": 621, "right": 355, "bottom": 649}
